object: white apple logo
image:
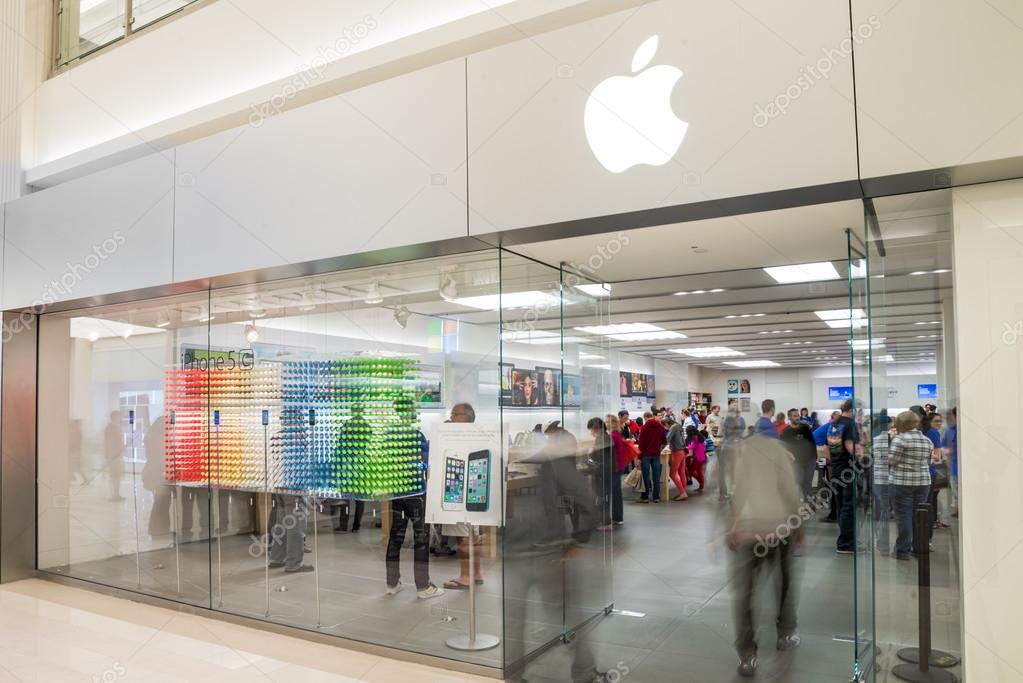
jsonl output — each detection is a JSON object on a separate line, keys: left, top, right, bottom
{"left": 584, "top": 35, "right": 688, "bottom": 173}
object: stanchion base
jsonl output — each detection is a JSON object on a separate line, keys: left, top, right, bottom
{"left": 897, "top": 648, "right": 960, "bottom": 668}
{"left": 446, "top": 633, "right": 500, "bottom": 651}
{"left": 892, "top": 663, "right": 958, "bottom": 683}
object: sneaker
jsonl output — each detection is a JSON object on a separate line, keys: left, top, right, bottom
{"left": 836, "top": 548, "right": 855, "bottom": 555}
{"left": 737, "top": 653, "right": 758, "bottom": 677}
{"left": 651, "top": 499, "right": 661, "bottom": 503}
{"left": 612, "top": 521, "right": 624, "bottom": 526}
{"left": 777, "top": 631, "right": 801, "bottom": 651}
{"left": 284, "top": 564, "right": 315, "bottom": 573}
{"left": 417, "top": 584, "right": 444, "bottom": 600}
{"left": 386, "top": 582, "right": 403, "bottom": 596}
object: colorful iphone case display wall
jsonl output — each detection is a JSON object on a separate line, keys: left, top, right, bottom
{"left": 272, "top": 358, "right": 425, "bottom": 499}
{"left": 164, "top": 357, "right": 426, "bottom": 501}
{"left": 163, "top": 365, "right": 281, "bottom": 487}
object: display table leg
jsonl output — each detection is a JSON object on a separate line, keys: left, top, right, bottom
{"left": 661, "top": 452, "right": 670, "bottom": 501}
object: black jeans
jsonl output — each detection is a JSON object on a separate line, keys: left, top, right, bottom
{"left": 385, "top": 495, "right": 430, "bottom": 590}
{"left": 335, "top": 500, "right": 365, "bottom": 531}
{"left": 732, "top": 540, "right": 797, "bottom": 657}
{"left": 832, "top": 461, "right": 856, "bottom": 551}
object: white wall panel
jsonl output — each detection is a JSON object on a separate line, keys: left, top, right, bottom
{"left": 853, "top": 0, "right": 1023, "bottom": 178}
{"left": 467, "top": 0, "right": 858, "bottom": 234}
{"left": 173, "top": 58, "right": 468, "bottom": 282}
{"left": 2, "top": 152, "right": 174, "bottom": 309}
{"left": 953, "top": 179, "right": 1023, "bottom": 683}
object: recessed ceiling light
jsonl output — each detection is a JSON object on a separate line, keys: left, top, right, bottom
{"left": 575, "top": 323, "right": 658, "bottom": 335}
{"left": 816, "top": 308, "right": 866, "bottom": 321}
{"left": 669, "top": 347, "right": 745, "bottom": 358}
{"left": 825, "top": 319, "right": 869, "bottom": 329}
{"left": 710, "top": 288, "right": 726, "bottom": 293}
{"left": 574, "top": 283, "right": 611, "bottom": 297}
{"left": 725, "top": 360, "right": 782, "bottom": 368}
{"left": 916, "top": 334, "right": 940, "bottom": 339}
{"left": 725, "top": 315, "right": 737, "bottom": 319}
{"left": 850, "top": 338, "right": 885, "bottom": 348}
{"left": 455, "top": 291, "right": 561, "bottom": 310}
{"left": 764, "top": 262, "right": 841, "bottom": 284}
{"left": 691, "top": 289, "right": 706, "bottom": 294}
{"left": 608, "top": 330, "right": 688, "bottom": 341}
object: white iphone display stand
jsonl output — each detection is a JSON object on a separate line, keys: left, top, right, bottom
{"left": 425, "top": 423, "right": 502, "bottom": 651}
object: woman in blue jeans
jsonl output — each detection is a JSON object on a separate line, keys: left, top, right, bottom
{"left": 888, "top": 411, "right": 934, "bottom": 559}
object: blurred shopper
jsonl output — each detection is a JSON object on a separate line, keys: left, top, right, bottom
{"left": 872, "top": 425, "right": 894, "bottom": 555}
{"left": 506, "top": 427, "right": 609, "bottom": 682}
{"left": 827, "top": 400, "right": 860, "bottom": 554}
{"left": 706, "top": 404, "right": 723, "bottom": 441}
{"left": 773, "top": 413, "right": 787, "bottom": 436}
{"left": 755, "top": 400, "right": 778, "bottom": 438}
{"left": 385, "top": 404, "right": 441, "bottom": 600}
{"left": 780, "top": 409, "right": 817, "bottom": 499}
{"left": 606, "top": 414, "right": 629, "bottom": 525}
{"left": 268, "top": 494, "right": 313, "bottom": 572}
{"left": 686, "top": 425, "right": 708, "bottom": 493}
{"left": 889, "top": 410, "right": 934, "bottom": 560}
{"left": 637, "top": 411, "right": 666, "bottom": 503}
{"left": 587, "top": 418, "right": 615, "bottom": 531}
{"left": 814, "top": 411, "right": 841, "bottom": 521}
{"left": 666, "top": 416, "right": 689, "bottom": 501}
{"left": 104, "top": 410, "right": 125, "bottom": 501}
{"left": 68, "top": 419, "right": 86, "bottom": 486}
{"left": 726, "top": 434, "right": 804, "bottom": 677}
{"left": 142, "top": 416, "right": 172, "bottom": 538}
{"left": 944, "top": 408, "right": 959, "bottom": 518}
{"left": 798, "top": 408, "right": 812, "bottom": 426}
{"left": 618, "top": 410, "right": 639, "bottom": 440}
{"left": 911, "top": 405, "right": 947, "bottom": 533}
{"left": 718, "top": 406, "right": 746, "bottom": 501}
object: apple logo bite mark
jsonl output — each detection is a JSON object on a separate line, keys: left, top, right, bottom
{"left": 584, "top": 35, "right": 688, "bottom": 173}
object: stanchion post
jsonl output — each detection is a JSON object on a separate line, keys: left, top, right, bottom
{"left": 892, "top": 503, "right": 959, "bottom": 683}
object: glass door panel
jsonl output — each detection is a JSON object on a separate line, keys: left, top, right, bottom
{"left": 849, "top": 223, "right": 876, "bottom": 682}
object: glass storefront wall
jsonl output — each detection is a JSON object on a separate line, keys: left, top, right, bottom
{"left": 36, "top": 248, "right": 614, "bottom": 673}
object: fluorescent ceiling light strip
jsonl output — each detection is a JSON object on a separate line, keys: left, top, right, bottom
{"left": 669, "top": 347, "right": 744, "bottom": 358}
{"left": 764, "top": 262, "right": 840, "bottom": 284}
{"left": 607, "top": 331, "right": 687, "bottom": 341}
{"left": 724, "top": 360, "right": 781, "bottom": 368}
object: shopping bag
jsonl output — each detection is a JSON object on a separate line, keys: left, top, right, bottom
{"left": 624, "top": 467, "right": 642, "bottom": 489}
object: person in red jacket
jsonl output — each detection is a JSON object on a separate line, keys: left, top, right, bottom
{"left": 637, "top": 411, "right": 667, "bottom": 503}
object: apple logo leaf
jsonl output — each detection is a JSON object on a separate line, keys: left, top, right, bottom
{"left": 631, "top": 35, "right": 660, "bottom": 73}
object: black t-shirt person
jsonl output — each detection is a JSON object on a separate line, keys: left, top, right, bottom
{"left": 780, "top": 421, "right": 817, "bottom": 462}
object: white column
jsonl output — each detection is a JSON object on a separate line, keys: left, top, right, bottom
{"left": 953, "top": 178, "right": 1023, "bottom": 682}
{"left": 0, "top": 0, "right": 50, "bottom": 204}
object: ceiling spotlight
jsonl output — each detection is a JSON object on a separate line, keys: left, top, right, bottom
{"left": 244, "top": 323, "right": 260, "bottom": 344}
{"left": 196, "top": 305, "right": 214, "bottom": 322}
{"left": 439, "top": 266, "right": 459, "bottom": 302}
{"left": 248, "top": 299, "right": 267, "bottom": 319}
{"left": 365, "top": 281, "right": 384, "bottom": 305}
{"left": 156, "top": 310, "right": 171, "bottom": 328}
{"left": 298, "top": 288, "right": 317, "bottom": 312}
{"left": 393, "top": 305, "right": 411, "bottom": 329}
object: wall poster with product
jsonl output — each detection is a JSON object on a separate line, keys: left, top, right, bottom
{"left": 562, "top": 374, "right": 581, "bottom": 407}
{"left": 536, "top": 366, "right": 560, "bottom": 407}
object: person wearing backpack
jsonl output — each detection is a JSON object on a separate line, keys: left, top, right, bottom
{"left": 828, "top": 399, "right": 860, "bottom": 554}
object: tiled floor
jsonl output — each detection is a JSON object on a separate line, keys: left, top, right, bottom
{"left": 0, "top": 578, "right": 493, "bottom": 682}
{"left": 28, "top": 468, "right": 964, "bottom": 682}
